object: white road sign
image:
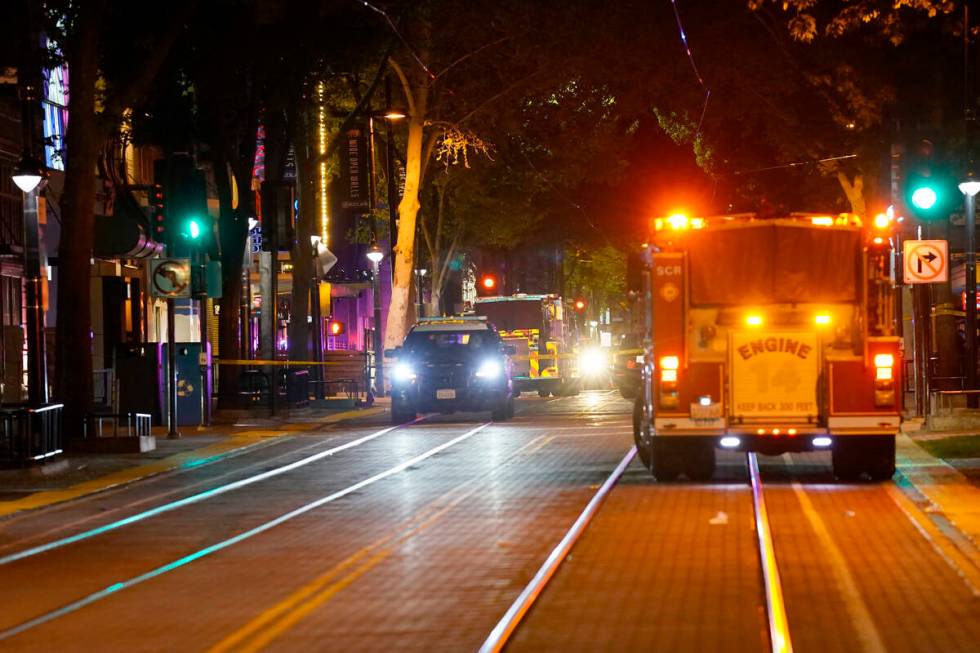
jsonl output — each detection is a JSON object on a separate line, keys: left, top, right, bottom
{"left": 150, "top": 258, "right": 192, "bottom": 298}
{"left": 903, "top": 239, "right": 948, "bottom": 284}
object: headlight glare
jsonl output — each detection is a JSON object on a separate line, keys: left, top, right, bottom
{"left": 475, "top": 359, "right": 502, "bottom": 379}
{"left": 393, "top": 363, "right": 416, "bottom": 382}
{"left": 579, "top": 348, "right": 607, "bottom": 375}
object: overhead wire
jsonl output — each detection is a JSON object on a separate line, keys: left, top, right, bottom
{"left": 668, "top": 0, "right": 711, "bottom": 137}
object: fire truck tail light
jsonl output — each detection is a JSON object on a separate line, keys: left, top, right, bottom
{"left": 873, "top": 213, "right": 891, "bottom": 229}
{"left": 874, "top": 354, "right": 894, "bottom": 369}
{"left": 660, "top": 355, "right": 679, "bottom": 370}
{"left": 873, "top": 353, "right": 896, "bottom": 406}
{"left": 661, "top": 369, "right": 677, "bottom": 383}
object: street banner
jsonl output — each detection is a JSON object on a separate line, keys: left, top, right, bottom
{"left": 340, "top": 122, "right": 373, "bottom": 212}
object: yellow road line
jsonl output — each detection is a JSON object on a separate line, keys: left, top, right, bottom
{"left": 0, "top": 408, "right": 384, "bottom": 518}
{"left": 0, "top": 433, "right": 271, "bottom": 518}
{"left": 791, "top": 483, "right": 886, "bottom": 653}
{"left": 209, "top": 432, "right": 557, "bottom": 653}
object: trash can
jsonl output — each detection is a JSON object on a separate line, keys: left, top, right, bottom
{"left": 286, "top": 368, "right": 310, "bottom": 408}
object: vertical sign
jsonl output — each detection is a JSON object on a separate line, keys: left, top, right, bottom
{"left": 340, "top": 122, "right": 372, "bottom": 212}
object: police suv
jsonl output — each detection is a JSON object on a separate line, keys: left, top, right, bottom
{"left": 385, "top": 317, "right": 516, "bottom": 424}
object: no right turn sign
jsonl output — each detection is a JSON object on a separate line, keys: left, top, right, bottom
{"left": 903, "top": 240, "right": 948, "bottom": 284}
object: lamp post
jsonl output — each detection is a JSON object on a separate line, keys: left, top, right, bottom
{"left": 14, "top": 22, "right": 49, "bottom": 407}
{"left": 310, "top": 235, "right": 325, "bottom": 400}
{"left": 415, "top": 268, "right": 427, "bottom": 319}
{"left": 366, "top": 240, "right": 385, "bottom": 396}
{"left": 959, "top": 176, "right": 980, "bottom": 406}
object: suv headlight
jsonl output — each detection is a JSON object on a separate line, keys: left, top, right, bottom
{"left": 475, "top": 359, "right": 502, "bottom": 379}
{"left": 393, "top": 363, "right": 417, "bottom": 383}
{"left": 579, "top": 347, "right": 607, "bottom": 375}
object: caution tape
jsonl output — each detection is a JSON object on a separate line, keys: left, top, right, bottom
{"left": 216, "top": 359, "right": 348, "bottom": 367}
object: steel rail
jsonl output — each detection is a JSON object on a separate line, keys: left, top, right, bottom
{"left": 0, "top": 416, "right": 433, "bottom": 567}
{"left": 478, "top": 445, "right": 637, "bottom": 653}
{"left": 748, "top": 453, "right": 794, "bottom": 653}
{"left": 0, "top": 422, "right": 492, "bottom": 642}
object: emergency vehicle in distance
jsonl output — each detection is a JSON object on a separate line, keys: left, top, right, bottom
{"left": 473, "top": 294, "right": 580, "bottom": 397}
{"left": 633, "top": 211, "right": 901, "bottom": 481}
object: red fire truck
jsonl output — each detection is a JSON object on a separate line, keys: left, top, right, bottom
{"left": 633, "top": 212, "right": 901, "bottom": 481}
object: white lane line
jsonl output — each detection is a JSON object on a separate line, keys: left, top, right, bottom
{"left": 790, "top": 483, "right": 886, "bottom": 653}
{"left": 748, "top": 453, "right": 794, "bottom": 653}
{"left": 478, "top": 446, "right": 636, "bottom": 653}
{"left": 0, "top": 419, "right": 428, "bottom": 566}
{"left": 0, "top": 422, "right": 491, "bottom": 642}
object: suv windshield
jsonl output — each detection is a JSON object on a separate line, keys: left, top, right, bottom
{"left": 403, "top": 330, "right": 499, "bottom": 355}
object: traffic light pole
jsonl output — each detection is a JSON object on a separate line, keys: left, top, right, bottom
{"left": 198, "top": 251, "right": 211, "bottom": 426}
{"left": 166, "top": 298, "right": 180, "bottom": 439}
{"left": 965, "top": 192, "right": 978, "bottom": 406}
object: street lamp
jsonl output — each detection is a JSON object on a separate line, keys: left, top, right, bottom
{"left": 959, "top": 174, "right": 980, "bottom": 406}
{"left": 415, "top": 268, "right": 427, "bottom": 319}
{"left": 366, "top": 240, "right": 385, "bottom": 396}
{"left": 12, "top": 154, "right": 46, "bottom": 193}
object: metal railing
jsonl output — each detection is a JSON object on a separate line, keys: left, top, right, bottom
{"left": 82, "top": 412, "right": 151, "bottom": 439}
{"left": 0, "top": 403, "right": 64, "bottom": 465}
{"left": 931, "top": 389, "right": 980, "bottom": 416}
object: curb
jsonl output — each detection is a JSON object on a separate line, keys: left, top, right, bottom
{"left": 0, "top": 406, "right": 386, "bottom": 520}
{"left": 895, "top": 432, "right": 980, "bottom": 551}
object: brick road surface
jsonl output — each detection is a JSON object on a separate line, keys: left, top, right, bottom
{"left": 1, "top": 392, "right": 979, "bottom": 652}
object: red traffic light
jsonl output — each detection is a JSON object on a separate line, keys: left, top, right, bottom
{"left": 574, "top": 298, "right": 587, "bottom": 312}
{"left": 327, "top": 320, "right": 345, "bottom": 336}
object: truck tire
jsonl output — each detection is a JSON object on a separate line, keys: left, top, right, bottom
{"left": 862, "top": 435, "right": 896, "bottom": 481}
{"left": 632, "top": 396, "right": 652, "bottom": 470}
{"left": 832, "top": 439, "right": 861, "bottom": 481}
{"left": 619, "top": 385, "right": 638, "bottom": 401}
{"left": 651, "top": 439, "right": 684, "bottom": 481}
{"left": 538, "top": 389, "right": 551, "bottom": 398}
{"left": 685, "top": 438, "right": 716, "bottom": 481}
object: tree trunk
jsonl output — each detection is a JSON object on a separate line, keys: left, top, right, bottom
{"left": 836, "top": 171, "right": 866, "bottom": 216}
{"left": 384, "top": 84, "right": 429, "bottom": 350}
{"left": 288, "top": 107, "right": 315, "bottom": 363}
{"left": 215, "top": 159, "right": 249, "bottom": 409}
{"left": 56, "top": 8, "right": 102, "bottom": 431}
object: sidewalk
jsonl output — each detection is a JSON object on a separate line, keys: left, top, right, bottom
{"left": 0, "top": 404, "right": 385, "bottom": 518}
{"left": 898, "top": 420, "right": 980, "bottom": 551}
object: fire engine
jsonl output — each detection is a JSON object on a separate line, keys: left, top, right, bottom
{"left": 473, "top": 294, "right": 579, "bottom": 397}
{"left": 633, "top": 212, "right": 901, "bottom": 481}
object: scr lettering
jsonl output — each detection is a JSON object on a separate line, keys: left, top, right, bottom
{"left": 737, "top": 338, "right": 812, "bottom": 361}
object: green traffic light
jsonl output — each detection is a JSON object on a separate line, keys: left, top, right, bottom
{"left": 187, "top": 218, "right": 202, "bottom": 239}
{"left": 911, "top": 186, "right": 938, "bottom": 211}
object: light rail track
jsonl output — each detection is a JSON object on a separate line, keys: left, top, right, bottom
{"left": 0, "top": 416, "right": 441, "bottom": 567}
{"left": 0, "top": 421, "right": 492, "bottom": 641}
{"left": 476, "top": 451, "right": 830, "bottom": 653}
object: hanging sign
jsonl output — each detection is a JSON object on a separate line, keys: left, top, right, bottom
{"left": 339, "top": 122, "right": 373, "bottom": 212}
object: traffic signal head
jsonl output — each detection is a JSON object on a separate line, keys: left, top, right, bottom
{"left": 903, "top": 140, "right": 955, "bottom": 221}
{"left": 149, "top": 184, "right": 166, "bottom": 242}
{"left": 574, "top": 298, "right": 587, "bottom": 312}
{"left": 477, "top": 274, "right": 498, "bottom": 296}
{"left": 186, "top": 217, "right": 202, "bottom": 240}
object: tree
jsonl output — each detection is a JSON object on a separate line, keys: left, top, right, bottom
{"left": 44, "top": 1, "right": 187, "bottom": 428}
